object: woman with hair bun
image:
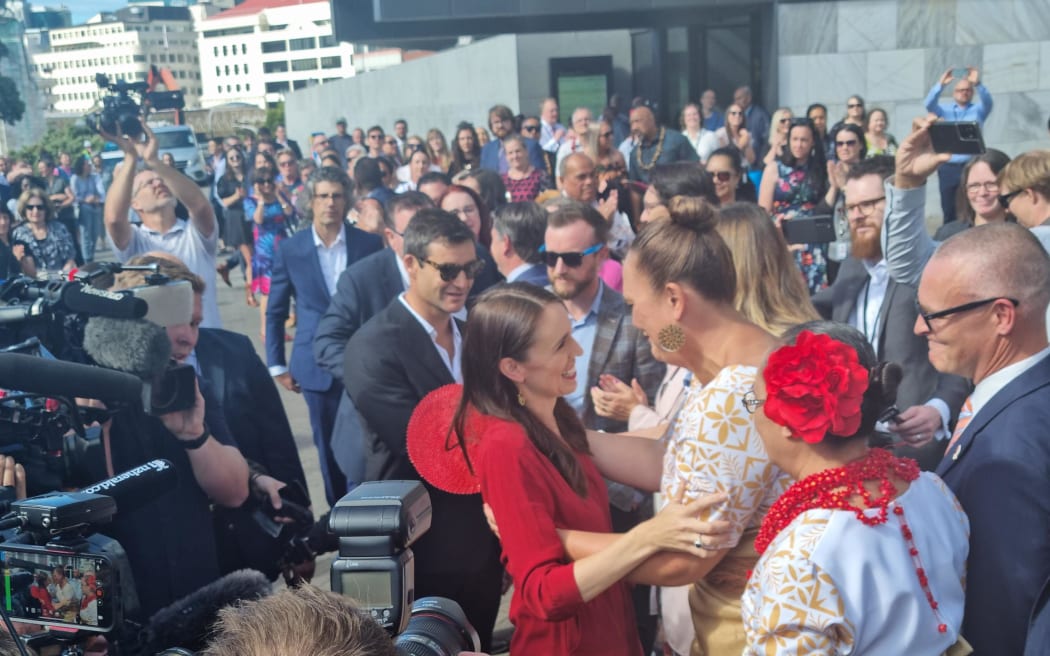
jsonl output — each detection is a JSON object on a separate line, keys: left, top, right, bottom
{"left": 743, "top": 321, "right": 969, "bottom": 655}
{"left": 562, "top": 195, "right": 792, "bottom": 655}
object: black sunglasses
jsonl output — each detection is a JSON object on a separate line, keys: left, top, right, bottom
{"left": 522, "top": 125, "right": 540, "bottom": 133}
{"left": 256, "top": 177, "right": 275, "bottom": 184}
{"left": 24, "top": 204, "right": 46, "bottom": 211}
{"left": 999, "top": 189, "right": 1024, "bottom": 209}
{"left": 848, "top": 102, "right": 864, "bottom": 108}
{"left": 836, "top": 139, "right": 859, "bottom": 147}
{"left": 421, "top": 258, "right": 485, "bottom": 282}
{"left": 709, "top": 171, "right": 733, "bottom": 182}
{"left": 915, "top": 297, "right": 1019, "bottom": 331}
{"left": 539, "top": 243, "right": 603, "bottom": 268}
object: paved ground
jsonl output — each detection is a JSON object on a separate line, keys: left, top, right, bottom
{"left": 209, "top": 255, "right": 513, "bottom": 650}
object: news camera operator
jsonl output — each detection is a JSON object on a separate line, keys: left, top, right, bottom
{"left": 102, "top": 119, "right": 223, "bottom": 329}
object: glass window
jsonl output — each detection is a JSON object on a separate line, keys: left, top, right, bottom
{"left": 320, "top": 56, "right": 340, "bottom": 69}
{"left": 319, "top": 34, "right": 337, "bottom": 48}
{"left": 261, "top": 40, "right": 286, "bottom": 53}
{"left": 290, "top": 58, "right": 317, "bottom": 71}
{"left": 265, "top": 80, "right": 289, "bottom": 93}
{"left": 289, "top": 37, "right": 316, "bottom": 51}
{"left": 263, "top": 60, "right": 288, "bottom": 73}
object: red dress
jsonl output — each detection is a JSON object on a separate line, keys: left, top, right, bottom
{"left": 501, "top": 169, "right": 550, "bottom": 202}
{"left": 475, "top": 418, "right": 642, "bottom": 655}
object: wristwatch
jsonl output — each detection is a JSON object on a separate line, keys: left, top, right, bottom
{"left": 179, "top": 422, "right": 210, "bottom": 450}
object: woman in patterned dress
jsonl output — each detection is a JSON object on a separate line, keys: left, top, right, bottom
{"left": 12, "top": 188, "right": 76, "bottom": 273}
{"left": 560, "top": 195, "right": 792, "bottom": 655}
{"left": 758, "top": 118, "right": 830, "bottom": 293}
{"left": 501, "top": 134, "right": 550, "bottom": 203}
{"left": 243, "top": 166, "right": 293, "bottom": 340}
{"left": 743, "top": 321, "right": 969, "bottom": 655}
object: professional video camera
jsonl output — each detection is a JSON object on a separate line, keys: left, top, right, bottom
{"left": 85, "top": 74, "right": 185, "bottom": 138}
{"left": 330, "top": 480, "right": 481, "bottom": 656}
{"left": 0, "top": 264, "right": 197, "bottom": 495}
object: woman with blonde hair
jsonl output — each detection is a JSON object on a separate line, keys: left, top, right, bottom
{"left": 715, "top": 202, "right": 820, "bottom": 335}
{"left": 763, "top": 107, "right": 793, "bottom": 167}
{"left": 426, "top": 128, "right": 453, "bottom": 172}
{"left": 12, "top": 188, "right": 76, "bottom": 273}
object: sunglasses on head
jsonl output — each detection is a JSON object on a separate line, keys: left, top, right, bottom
{"left": 421, "top": 258, "right": 485, "bottom": 282}
{"left": 539, "top": 243, "right": 603, "bottom": 268}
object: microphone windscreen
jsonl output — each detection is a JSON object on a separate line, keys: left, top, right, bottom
{"left": 81, "top": 459, "right": 178, "bottom": 516}
{"left": 0, "top": 353, "right": 142, "bottom": 403}
{"left": 139, "top": 569, "right": 271, "bottom": 654}
{"left": 84, "top": 317, "right": 172, "bottom": 381}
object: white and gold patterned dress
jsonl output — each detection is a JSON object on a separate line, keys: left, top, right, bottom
{"left": 741, "top": 473, "right": 969, "bottom": 655}
{"left": 660, "top": 365, "right": 793, "bottom": 655}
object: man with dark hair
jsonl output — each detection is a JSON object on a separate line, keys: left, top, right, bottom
{"left": 366, "top": 126, "right": 384, "bottom": 158}
{"left": 480, "top": 104, "right": 546, "bottom": 174}
{"left": 329, "top": 118, "right": 353, "bottom": 167}
{"left": 627, "top": 106, "right": 698, "bottom": 184}
{"left": 392, "top": 119, "right": 408, "bottom": 154}
{"left": 354, "top": 157, "right": 394, "bottom": 208}
{"left": 265, "top": 167, "right": 383, "bottom": 505}
{"left": 416, "top": 171, "right": 450, "bottom": 205}
{"left": 343, "top": 210, "right": 503, "bottom": 650}
{"left": 811, "top": 156, "right": 969, "bottom": 469}
{"left": 274, "top": 125, "right": 302, "bottom": 160}
{"left": 490, "top": 201, "right": 548, "bottom": 286}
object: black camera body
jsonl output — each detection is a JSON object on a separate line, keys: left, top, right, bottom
{"left": 85, "top": 74, "right": 185, "bottom": 138}
{"left": 329, "top": 481, "right": 480, "bottom": 655}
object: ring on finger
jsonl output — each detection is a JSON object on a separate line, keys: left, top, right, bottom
{"left": 694, "top": 536, "right": 706, "bottom": 549}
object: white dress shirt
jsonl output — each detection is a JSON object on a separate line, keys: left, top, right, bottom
{"left": 397, "top": 293, "right": 463, "bottom": 382}
{"left": 313, "top": 222, "right": 347, "bottom": 296}
{"left": 970, "top": 346, "right": 1050, "bottom": 421}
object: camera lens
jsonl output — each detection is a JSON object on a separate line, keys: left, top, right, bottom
{"left": 394, "top": 597, "right": 479, "bottom": 656}
{"left": 958, "top": 124, "right": 977, "bottom": 139}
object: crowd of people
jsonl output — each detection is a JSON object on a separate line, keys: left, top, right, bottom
{"left": 1, "top": 60, "right": 1049, "bottom": 656}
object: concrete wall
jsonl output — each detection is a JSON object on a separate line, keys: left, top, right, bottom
{"left": 777, "top": 0, "right": 1050, "bottom": 220}
{"left": 285, "top": 30, "right": 632, "bottom": 148}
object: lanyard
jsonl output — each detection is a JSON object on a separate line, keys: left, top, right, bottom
{"left": 861, "top": 276, "right": 883, "bottom": 346}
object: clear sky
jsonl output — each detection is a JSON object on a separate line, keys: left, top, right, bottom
{"left": 63, "top": 0, "right": 134, "bottom": 24}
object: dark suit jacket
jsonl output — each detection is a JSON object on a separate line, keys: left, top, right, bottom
{"left": 581, "top": 284, "right": 666, "bottom": 433}
{"left": 196, "top": 328, "right": 307, "bottom": 492}
{"left": 480, "top": 137, "right": 546, "bottom": 173}
{"left": 812, "top": 257, "right": 970, "bottom": 468}
{"left": 265, "top": 222, "right": 382, "bottom": 392}
{"left": 277, "top": 139, "right": 302, "bottom": 160}
{"left": 507, "top": 262, "right": 549, "bottom": 287}
{"left": 935, "top": 354, "right": 1050, "bottom": 656}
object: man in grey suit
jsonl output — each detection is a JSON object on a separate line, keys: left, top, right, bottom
{"left": 543, "top": 200, "right": 664, "bottom": 648}
{"left": 812, "top": 156, "right": 970, "bottom": 469}
{"left": 490, "top": 201, "right": 548, "bottom": 287}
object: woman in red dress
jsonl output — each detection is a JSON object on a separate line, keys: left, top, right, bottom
{"left": 450, "top": 283, "right": 724, "bottom": 655}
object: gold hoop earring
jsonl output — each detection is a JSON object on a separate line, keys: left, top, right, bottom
{"left": 517, "top": 391, "right": 526, "bottom": 406}
{"left": 657, "top": 324, "right": 685, "bottom": 353}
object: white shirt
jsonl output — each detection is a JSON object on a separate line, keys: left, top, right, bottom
{"left": 111, "top": 217, "right": 221, "bottom": 329}
{"left": 970, "top": 346, "right": 1050, "bottom": 420}
{"left": 850, "top": 259, "right": 889, "bottom": 348}
{"left": 397, "top": 293, "right": 463, "bottom": 382}
{"left": 312, "top": 223, "right": 347, "bottom": 296}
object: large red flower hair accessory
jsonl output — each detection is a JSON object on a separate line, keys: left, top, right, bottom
{"left": 763, "top": 330, "right": 870, "bottom": 444}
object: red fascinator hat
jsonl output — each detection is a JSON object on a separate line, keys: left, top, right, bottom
{"left": 407, "top": 384, "right": 496, "bottom": 494}
{"left": 762, "top": 330, "right": 870, "bottom": 444}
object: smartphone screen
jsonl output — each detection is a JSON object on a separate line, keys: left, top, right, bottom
{"left": 0, "top": 546, "right": 114, "bottom": 631}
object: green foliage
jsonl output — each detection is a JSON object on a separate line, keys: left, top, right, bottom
{"left": 12, "top": 120, "right": 103, "bottom": 163}
{"left": 263, "top": 102, "right": 285, "bottom": 132}
{"left": 0, "top": 41, "right": 24, "bottom": 126}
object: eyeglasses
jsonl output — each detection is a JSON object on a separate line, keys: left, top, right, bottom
{"left": 845, "top": 195, "right": 885, "bottom": 218}
{"left": 256, "top": 177, "right": 275, "bottom": 184}
{"left": 779, "top": 117, "right": 791, "bottom": 123}
{"left": 966, "top": 181, "right": 999, "bottom": 194}
{"left": 539, "top": 243, "right": 603, "bottom": 268}
{"left": 915, "top": 297, "right": 1019, "bottom": 331}
{"left": 708, "top": 170, "right": 733, "bottom": 182}
{"left": 999, "top": 189, "right": 1024, "bottom": 209}
{"left": 24, "top": 204, "right": 46, "bottom": 211}
{"left": 742, "top": 390, "right": 765, "bottom": 414}
{"left": 385, "top": 139, "right": 397, "bottom": 145}
{"left": 848, "top": 102, "right": 864, "bottom": 108}
{"left": 522, "top": 125, "right": 540, "bottom": 133}
{"left": 278, "top": 160, "right": 296, "bottom": 167}
{"left": 420, "top": 258, "right": 485, "bottom": 282}
{"left": 836, "top": 139, "right": 859, "bottom": 147}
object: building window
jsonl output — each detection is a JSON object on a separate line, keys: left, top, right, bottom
{"left": 216, "top": 66, "right": 221, "bottom": 76}
{"left": 320, "top": 55, "right": 340, "bottom": 69}
{"left": 244, "top": 63, "right": 249, "bottom": 74}
{"left": 319, "top": 34, "right": 337, "bottom": 48}
{"left": 222, "top": 45, "right": 227, "bottom": 56}
{"left": 265, "top": 81, "right": 289, "bottom": 93}
{"left": 133, "top": 54, "right": 146, "bottom": 62}
{"left": 290, "top": 58, "right": 317, "bottom": 71}
{"left": 241, "top": 44, "right": 247, "bottom": 54}
{"left": 236, "top": 84, "right": 241, "bottom": 92}
{"left": 263, "top": 60, "right": 288, "bottom": 73}
{"left": 293, "top": 79, "right": 308, "bottom": 89}
{"left": 245, "top": 83, "right": 250, "bottom": 91}
{"left": 261, "top": 40, "right": 286, "bottom": 53}
{"left": 234, "top": 64, "right": 239, "bottom": 74}
{"left": 289, "top": 37, "right": 316, "bottom": 51}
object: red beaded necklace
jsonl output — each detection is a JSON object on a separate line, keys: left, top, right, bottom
{"left": 755, "top": 448, "right": 919, "bottom": 555}
{"left": 755, "top": 449, "right": 950, "bottom": 633}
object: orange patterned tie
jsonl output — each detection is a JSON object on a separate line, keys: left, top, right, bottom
{"left": 946, "top": 396, "right": 974, "bottom": 452}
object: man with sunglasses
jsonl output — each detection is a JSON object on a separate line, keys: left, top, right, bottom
{"left": 913, "top": 223, "right": 1050, "bottom": 656}
{"left": 811, "top": 156, "right": 969, "bottom": 470}
{"left": 343, "top": 209, "right": 503, "bottom": 651}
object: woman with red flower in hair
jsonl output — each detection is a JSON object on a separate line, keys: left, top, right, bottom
{"left": 742, "top": 321, "right": 971, "bottom": 655}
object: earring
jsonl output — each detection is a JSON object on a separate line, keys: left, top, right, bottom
{"left": 517, "top": 391, "right": 526, "bottom": 406}
{"left": 657, "top": 324, "right": 685, "bottom": 352}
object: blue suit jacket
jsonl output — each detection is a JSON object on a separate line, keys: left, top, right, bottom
{"left": 935, "top": 354, "right": 1050, "bottom": 655}
{"left": 507, "top": 262, "right": 549, "bottom": 287}
{"left": 265, "top": 222, "right": 383, "bottom": 392}
{"left": 480, "top": 137, "right": 546, "bottom": 173}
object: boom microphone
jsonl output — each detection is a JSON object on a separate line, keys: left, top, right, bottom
{"left": 81, "top": 459, "right": 178, "bottom": 516}
{"left": 59, "top": 281, "right": 148, "bottom": 319}
{"left": 0, "top": 352, "right": 142, "bottom": 403}
{"left": 136, "top": 569, "right": 272, "bottom": 655}
{"left": 83, "top": 317, "right": 172, "bottom": 381}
